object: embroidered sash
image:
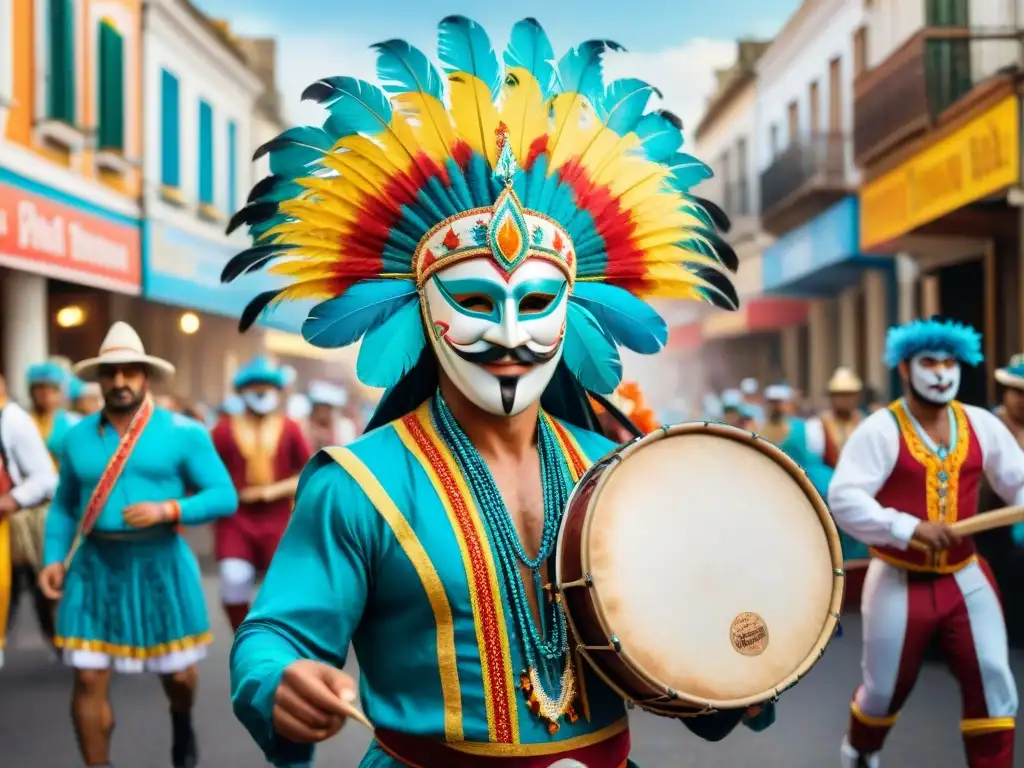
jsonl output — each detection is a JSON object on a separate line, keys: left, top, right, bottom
{"left": 64, "top": 397, "right": 154, "bottom": 566}
{"left": 230, "top": 414, "right": 284, "bottom": 487}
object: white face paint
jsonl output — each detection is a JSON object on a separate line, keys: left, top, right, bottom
{"left": 242, "top": 389, "right": 281, "bottom": 415}
{"left": 909, "top": 351, "right": 961, "bottom": 405}
{"left": 421, "top": 257, "right": 569, "bottom": 416}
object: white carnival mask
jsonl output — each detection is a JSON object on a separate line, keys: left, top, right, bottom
{"left": 909, "top": 351, "right": 961, "bottom": 405}
{"left": 421, "top": 256, "right": 569, "bottom": 416}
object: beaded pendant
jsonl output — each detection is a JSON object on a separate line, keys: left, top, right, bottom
{"left": 520, "top": 658, "right": 579, "bottom": 734}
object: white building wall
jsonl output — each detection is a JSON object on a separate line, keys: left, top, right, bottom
{"left": 755, "top": 0, "right": 864, "bottom": 183}
{"left": 0, "top": 0, "right": 12, "bottom": 138}
{"left": 143, "top": 0, "right": 261, "bottom": 240}
{"left": 693, "top": 82, "right": 760, "bottom": 220}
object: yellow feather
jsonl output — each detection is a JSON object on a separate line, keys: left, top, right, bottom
{"left": 548, "top": 93, "right": 597, "bottom": 171}
{"left": 500, "top": 68, "right": 547, "bottom": 162}
{"left": 278, "top": 201, "right": 347, "bottom": 230}
{"left": 642, "top": 244, "right": 718, "bottom": 267}
{"left": 270, "top": 279, "right": 340, "bottom": 303}
{"left": 447, "top": 73, "right": 500, "bottom": 166}
{"left": 299, "top": 176, "right": 373, "bottom": 209}
{"left": 392, "top": 92, "right": 455, "bottom": 160}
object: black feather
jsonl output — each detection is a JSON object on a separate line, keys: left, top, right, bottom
{"left": 238, "top": 290, "right": 284, "bottom": 333}
{"left": 301, "top": 79, "right": 336, "bottom": 104}
{"left": 692, "top": 265, "right": 740, "bottom": 311}
{"left": 247, "top": 175, "right": 283, "bottom": 204}
{"left": 221, "top": 244, "right": 296, "bottom": 284}
{"left": 696, "top": 229, "right": 739, "bottom": 273}
{"left": 226, "top": 202, "right": 278, "bottom": 236}
{"left": 654, "top": 109, "right": 682, "bottom": 130}
{"left": 692, "top": 196, "right": 731, "bottom": 234}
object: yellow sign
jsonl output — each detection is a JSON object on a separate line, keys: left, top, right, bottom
{"left": 860, "top": 95, "right": 1020, "bottom": 249}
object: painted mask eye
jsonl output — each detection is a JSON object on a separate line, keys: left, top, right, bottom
{"left": 455, "top": 294, "right": 494, "bottom": 313}
{"left": 519, "top": 293, "right": 555, "bottom": 315}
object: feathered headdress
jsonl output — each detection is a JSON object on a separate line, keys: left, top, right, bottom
{"left": 223, "top": 16, "right": 738, "bottom": 396}
{"left": 883, "top": 316, "right": 983, "bottom": 368}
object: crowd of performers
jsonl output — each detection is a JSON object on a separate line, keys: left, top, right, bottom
{"left": 1, "top": 13, "right": 1024, "bottom": 768}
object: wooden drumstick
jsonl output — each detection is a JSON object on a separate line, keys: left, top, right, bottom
{"left": 339, "top": 699, "right": 374, "bottom": 732}
{"left": 907, "top": 504, "right": 1024, "bottom": 552}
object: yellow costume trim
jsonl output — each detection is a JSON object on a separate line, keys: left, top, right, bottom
{"left": 850, "top": 700, "right": 898, "bottom": 728}
{"left": 868, "top": 550, "right": 977, "bottom": 574}
{"left": 325, "top": 445, "right": 464, "bottom": 742}
{"left": 961, "top": 717, "right": 1015, "bottom": 735}
{"left": 447, "top": 716, "right": 628, "bottom": 756}
{"left": 54, "top": 630, "right": 213, "bottom": 659}
{"left": 230, "top": 414, "right": 284, "bottom": 487}
{"left": 0, "top": 519, "right": 10, "bottom": 650}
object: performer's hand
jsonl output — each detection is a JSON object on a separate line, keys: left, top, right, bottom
{"left": 0, "top": 494, "right": 18, "bottom": 518}
{"left": 273, "top": 660, "right": 358, "bottom": 743}
{"left": 123, "top": 501, "right": 172, "bottom": 528}
{"left": 911, "top": 521, "right": 961, "bottom": 551}
{"left": 38, "top": 563, "right": 65, "bottom": 600}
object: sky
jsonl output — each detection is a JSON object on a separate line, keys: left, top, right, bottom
{"left": 193, "top": 0, "right": 800, "bottom": 135}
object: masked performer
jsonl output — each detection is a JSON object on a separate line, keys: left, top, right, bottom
{"left": 212, "top": 357, "right": 312, "bottom": 632}
{"left": 305, "top": 381, "right": 355, "bottom": 451}
{"left": 224, "top": 15, "right": 771, "bottom": 768}
{"left": 829, "top": 318, "right": 1022, "bottom": 768}
{"left": 36, "top": 322, "right": 237, "bottom": 768}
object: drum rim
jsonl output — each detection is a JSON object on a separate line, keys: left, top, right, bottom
{"left": 557, "top": 420, "right": 846, "bottom": 711}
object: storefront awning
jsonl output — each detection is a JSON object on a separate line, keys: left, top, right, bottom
{"left": 702, "top": 299, "right": 808, "bottom": 340}
{"left": 265, "top": 330, "right": 359, "bottom": 363}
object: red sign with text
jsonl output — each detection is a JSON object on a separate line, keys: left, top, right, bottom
{"left": 0, "top": 181, "right": 141, "bottom": 294}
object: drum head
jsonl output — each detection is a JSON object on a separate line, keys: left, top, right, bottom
{"left": 583, "top": 424, "right": 840, "bottom": 707}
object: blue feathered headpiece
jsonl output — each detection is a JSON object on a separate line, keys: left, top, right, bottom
{"left": 233, "top": 356, "right": 288, "bottom": 390}
{"left": 26, "top": 361, "right": 67, "bottom": 388}
{"left": 883, "top": 317, "right": 983, "bottom": 368}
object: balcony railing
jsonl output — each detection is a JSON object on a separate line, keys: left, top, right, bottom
{"left": 854, "top": 26, "right": 1024, "bottom": 167}
{"left": 759, "top": 132, "right": 849, "bottom": 234}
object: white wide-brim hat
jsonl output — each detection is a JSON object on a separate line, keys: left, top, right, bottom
{"left": 827, "top": 366, "right": 863, "bottom": 394}
{"left": 73, "top": 321, "right": 176, "bottom": 381}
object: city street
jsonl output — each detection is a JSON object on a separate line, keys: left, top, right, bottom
{"left": 1, "top": 577, "right": 1020, "bottom": 767}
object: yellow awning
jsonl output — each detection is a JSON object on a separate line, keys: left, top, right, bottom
{"left": 264, "top": 330, "right": 359, "bottom": 363}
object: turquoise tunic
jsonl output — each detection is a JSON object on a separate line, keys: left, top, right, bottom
{"left": 32, "top": 408, "right": 77, "bottom": 462}
{"left": 43, "top": 407, "right": 238, "bottom": 659}
{"left": 231, "top": 400, "right": 772, "bottom": 767}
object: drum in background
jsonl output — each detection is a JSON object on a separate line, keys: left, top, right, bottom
{"left": 9, "top": 503, "right": 48, "bottom": 570}
{"left": 556, "top": 421, "right": 844, "bottom": 716}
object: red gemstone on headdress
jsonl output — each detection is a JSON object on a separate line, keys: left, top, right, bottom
{"left": 495, "top": 121, "right": 509, "bottom": 151}
{"left": 442, "top": 227, "right": 460, "bottom": 251}
{"left": 422, "top": 248, "right": 438, "bottom": 270}
{"left": 552, "top": 230, "right": 564, "bottom": 253}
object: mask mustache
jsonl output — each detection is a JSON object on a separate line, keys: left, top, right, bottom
{"left": 452, "top": 343, "right": 558, "bottom": 365}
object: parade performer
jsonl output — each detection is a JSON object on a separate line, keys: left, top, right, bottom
{"left": 211, "top": 356, "right": 312, "bottom": 632}
{"left": 306, "top": 381, "right": 356, "bottom": 451}
{"left": 830, "top": 318, "right": 1022, "bottom": 768}
{"left": 224, "top": 15, "right": 767, "bottom": 768}
{"left": 7, "top": 361, "right": 76, "bottom": 645}
{"left": 720, "top": 389, "right": 752, "bottom": 429}
{"left": 0, "top": 373, "right": 57, "bottom": 668}
{"left": 68, "top": 376, "right": 104, "bottom": 417}
{"left": 35, "top": 322, "right": 237, "bottom": 768}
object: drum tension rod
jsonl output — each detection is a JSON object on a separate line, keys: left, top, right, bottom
{"left": 559, "top": 573, "right": 594, "bottom": 590}
{"left": 578, "top": 635, "right": 622, "bottom": 654}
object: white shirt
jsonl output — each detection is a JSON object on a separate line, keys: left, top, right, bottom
{"left": 0, "top": 401, "right": 58, "bottom": 509}
{"left": 827, "top": 403, "right": 1024, "bottom": 551}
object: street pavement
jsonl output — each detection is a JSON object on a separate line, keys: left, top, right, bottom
{"left": 1, "top": 577, "right": 1022, "bottom": 767}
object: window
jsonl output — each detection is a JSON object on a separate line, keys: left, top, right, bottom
{"left": 160, "top": 70, "right": 180, "bottom": 187}
{"left": 735, "top": 137, "right": 749, "bottom": 214}
{"left": 925, "top": 0, "right": 968, "bottom": 26}
{"left": 787, "top": 100, "right": 799, "bottom": 143}
{"left": 853, "top": 27, "right": 868, "bottom": 75}
{"left": 719, "top": 149, "right": 732, "bottom": 212}
{"left": 770, "top": 123, "right": 779, "bottom": 155}
{"left": 828, "top": 57, "right": 842, "bottom": 132}
{"left": 228, "top": 120, "right": 238, "bottom": 213}
{"left": 97, "top": 20, "right": 124, "bottom": 151}
{"left": 809, "top": 81, "right": 820, "bottom": 134}
{"left": 198, "top": 99, "right": 214, "bottom": 206}
{"left": 46, "top": 0, "right": 75, "bottom": 123}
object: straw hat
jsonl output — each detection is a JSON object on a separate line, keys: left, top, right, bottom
{"left": 827, "top": 367, "right": 863, "bottom": 394}
{"left": 73, "top": 321, "right": 176, "bottom": 381}
{"left": 995, "top": 354, "right": 1024, "bottom": 390}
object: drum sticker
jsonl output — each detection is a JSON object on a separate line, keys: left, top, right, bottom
{"left": 730, "top": 612, "right": 769, "bottom": 656}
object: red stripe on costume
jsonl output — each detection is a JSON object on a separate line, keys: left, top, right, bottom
{"left": 401, "top": 412, "right": 516, "bottom": 743}
{"left": 546, "top": 417, "right": 588, "bottom": 481}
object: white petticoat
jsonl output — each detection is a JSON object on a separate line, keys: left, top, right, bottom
{"left": 63, "top": 645, "right": 207, "bottom": 674}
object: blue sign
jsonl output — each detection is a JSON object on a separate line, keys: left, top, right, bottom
{"left": 761, "top": 196, "right": 887, "bottom": 296}
{"left": 142, "top": 221, "right": 312, "bottom": 333}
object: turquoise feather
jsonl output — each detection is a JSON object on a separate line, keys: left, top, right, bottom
{"left": 569, "top": 283, "right": 667, "bottom": 354}
{"left": 563, "top": 303, "right": 623, "bottom": 394}
{"left": 556, "top": 40, "right": 617, "bottom": 108}
{"left": 372, "top": 39, "right": 445, "bottom": 101}
{"left": 665, "top": 152, "right": 713, "bottom": 192}
{"left": 504, "top": 18, "right": 557, "bottom": 101}
{"left": 303, "top": 76, "right": 394, "bottom": 138}
{"left": 601, "top": 78, "right": 659, "bottom": 136}
{"left": 302, "top": 280, "right": 418, "bottom": 349}
{"left": 437, "top": 15, "right": 502, "bottom": 99}
{"left": 256, "top": 126, "right": 333, "bottom": 177}
{"left": 635, "top": 111, "right": 683, "bottom": 162}
{"left": 356, "top": 300, "right": 427, "bottom": 389}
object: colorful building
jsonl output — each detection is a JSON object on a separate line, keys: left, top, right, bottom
{"left": 0, "top": 0, "right": 144, "bottom": 401}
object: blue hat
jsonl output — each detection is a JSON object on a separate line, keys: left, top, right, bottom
{"left": 233, "top": 355, "right": 287, "bottom": 390}
{"left": 883, "top": 317, "right": 983, "bottom": 369}
{"left": 996, "top": 354, "right": 1024, "bottom": 390}
{"left": 26, "top": 361, "right": 67, "bottom": 389}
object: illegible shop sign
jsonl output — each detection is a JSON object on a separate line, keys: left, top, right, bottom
{"left": 860, "top": 94, "right": 1020, "bottom": 250}
{"left": 0, "top": 171, "right": 141, "bottom": 293}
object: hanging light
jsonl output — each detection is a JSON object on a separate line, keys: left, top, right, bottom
{"left": 56, "top": 305, "right": 86, "bottom": 328}
{"left": 179, "top": 312, "right": 200, "bottom": 335}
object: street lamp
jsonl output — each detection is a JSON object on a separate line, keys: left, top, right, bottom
{"left": 56, "top": 305, "right": 86, "bottom": 328}
{"left": 179, "top": 312, "right": 200, "bottom": 335}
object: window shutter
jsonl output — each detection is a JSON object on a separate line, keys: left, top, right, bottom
{"left": 97, "top": 22, "right": 124, "bottom": 151}
{"left": 228, "top": 121, "right": 238, "bottom": 213}
{"left": 160, "top": 70, "right": 180, "bottom": 187}
{"left": 47, "top": 0, "right": 75, "bottom": 123}
{"left": 199, "top": 100, "right": 214, "bottom": 205}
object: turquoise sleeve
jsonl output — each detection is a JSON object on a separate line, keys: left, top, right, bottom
{"left": 42, "top": 444, "right": 81, "bottom": 566}
{"left": 176, "top": 422, "right": 238, "bottom": 524}
{"left": 229, "top": 456, "right": 376, "bottom": 767}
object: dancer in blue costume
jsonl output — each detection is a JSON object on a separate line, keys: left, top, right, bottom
{"left": 757, "top": 384, "right": 832, "bottom": 497}
{"left": 36, "top": 322, "right": 238, "bottom": 768}
{"left": 225, "top": 16, "right": 775, "bottom": 768}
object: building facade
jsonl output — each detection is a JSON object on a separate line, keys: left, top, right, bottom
{"left": 854, "top": 0, "right": 1022, "bottom": 406}
{"left": 753, "top": 0, "right": 895, "bottom": 408}
{"left": 1, "top": 0, "right": 144, "bottom": 401}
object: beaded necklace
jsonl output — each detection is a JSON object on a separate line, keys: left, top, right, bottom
{"left": 430, "top": 392, "right": 578, "bottom": 731}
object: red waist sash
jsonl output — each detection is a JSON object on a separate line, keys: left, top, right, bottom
{"left": 374, "top": 726, "right": 631, "bottom": 768}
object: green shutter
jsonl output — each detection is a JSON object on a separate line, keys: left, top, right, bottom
{"left": 926, "top": 0, "right": 969, "bottom": 26}
{"left": 161, "top": 70, "right": 181, "bottom": 187}
{"left": 199, "top": 101, "right": 214, "bottom": 205}
{"left": 97, "top": 22, "right": 125, "bottom": 151}
{"left": 47, "top": 0, "right": 75, "bottom": 123}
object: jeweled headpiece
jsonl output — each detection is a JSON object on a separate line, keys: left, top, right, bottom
{"left": 223, "top": 16, "right": 738, "bottom": 394}
{"left": 883, "top": 317, "right": 983, "bottom": 368}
